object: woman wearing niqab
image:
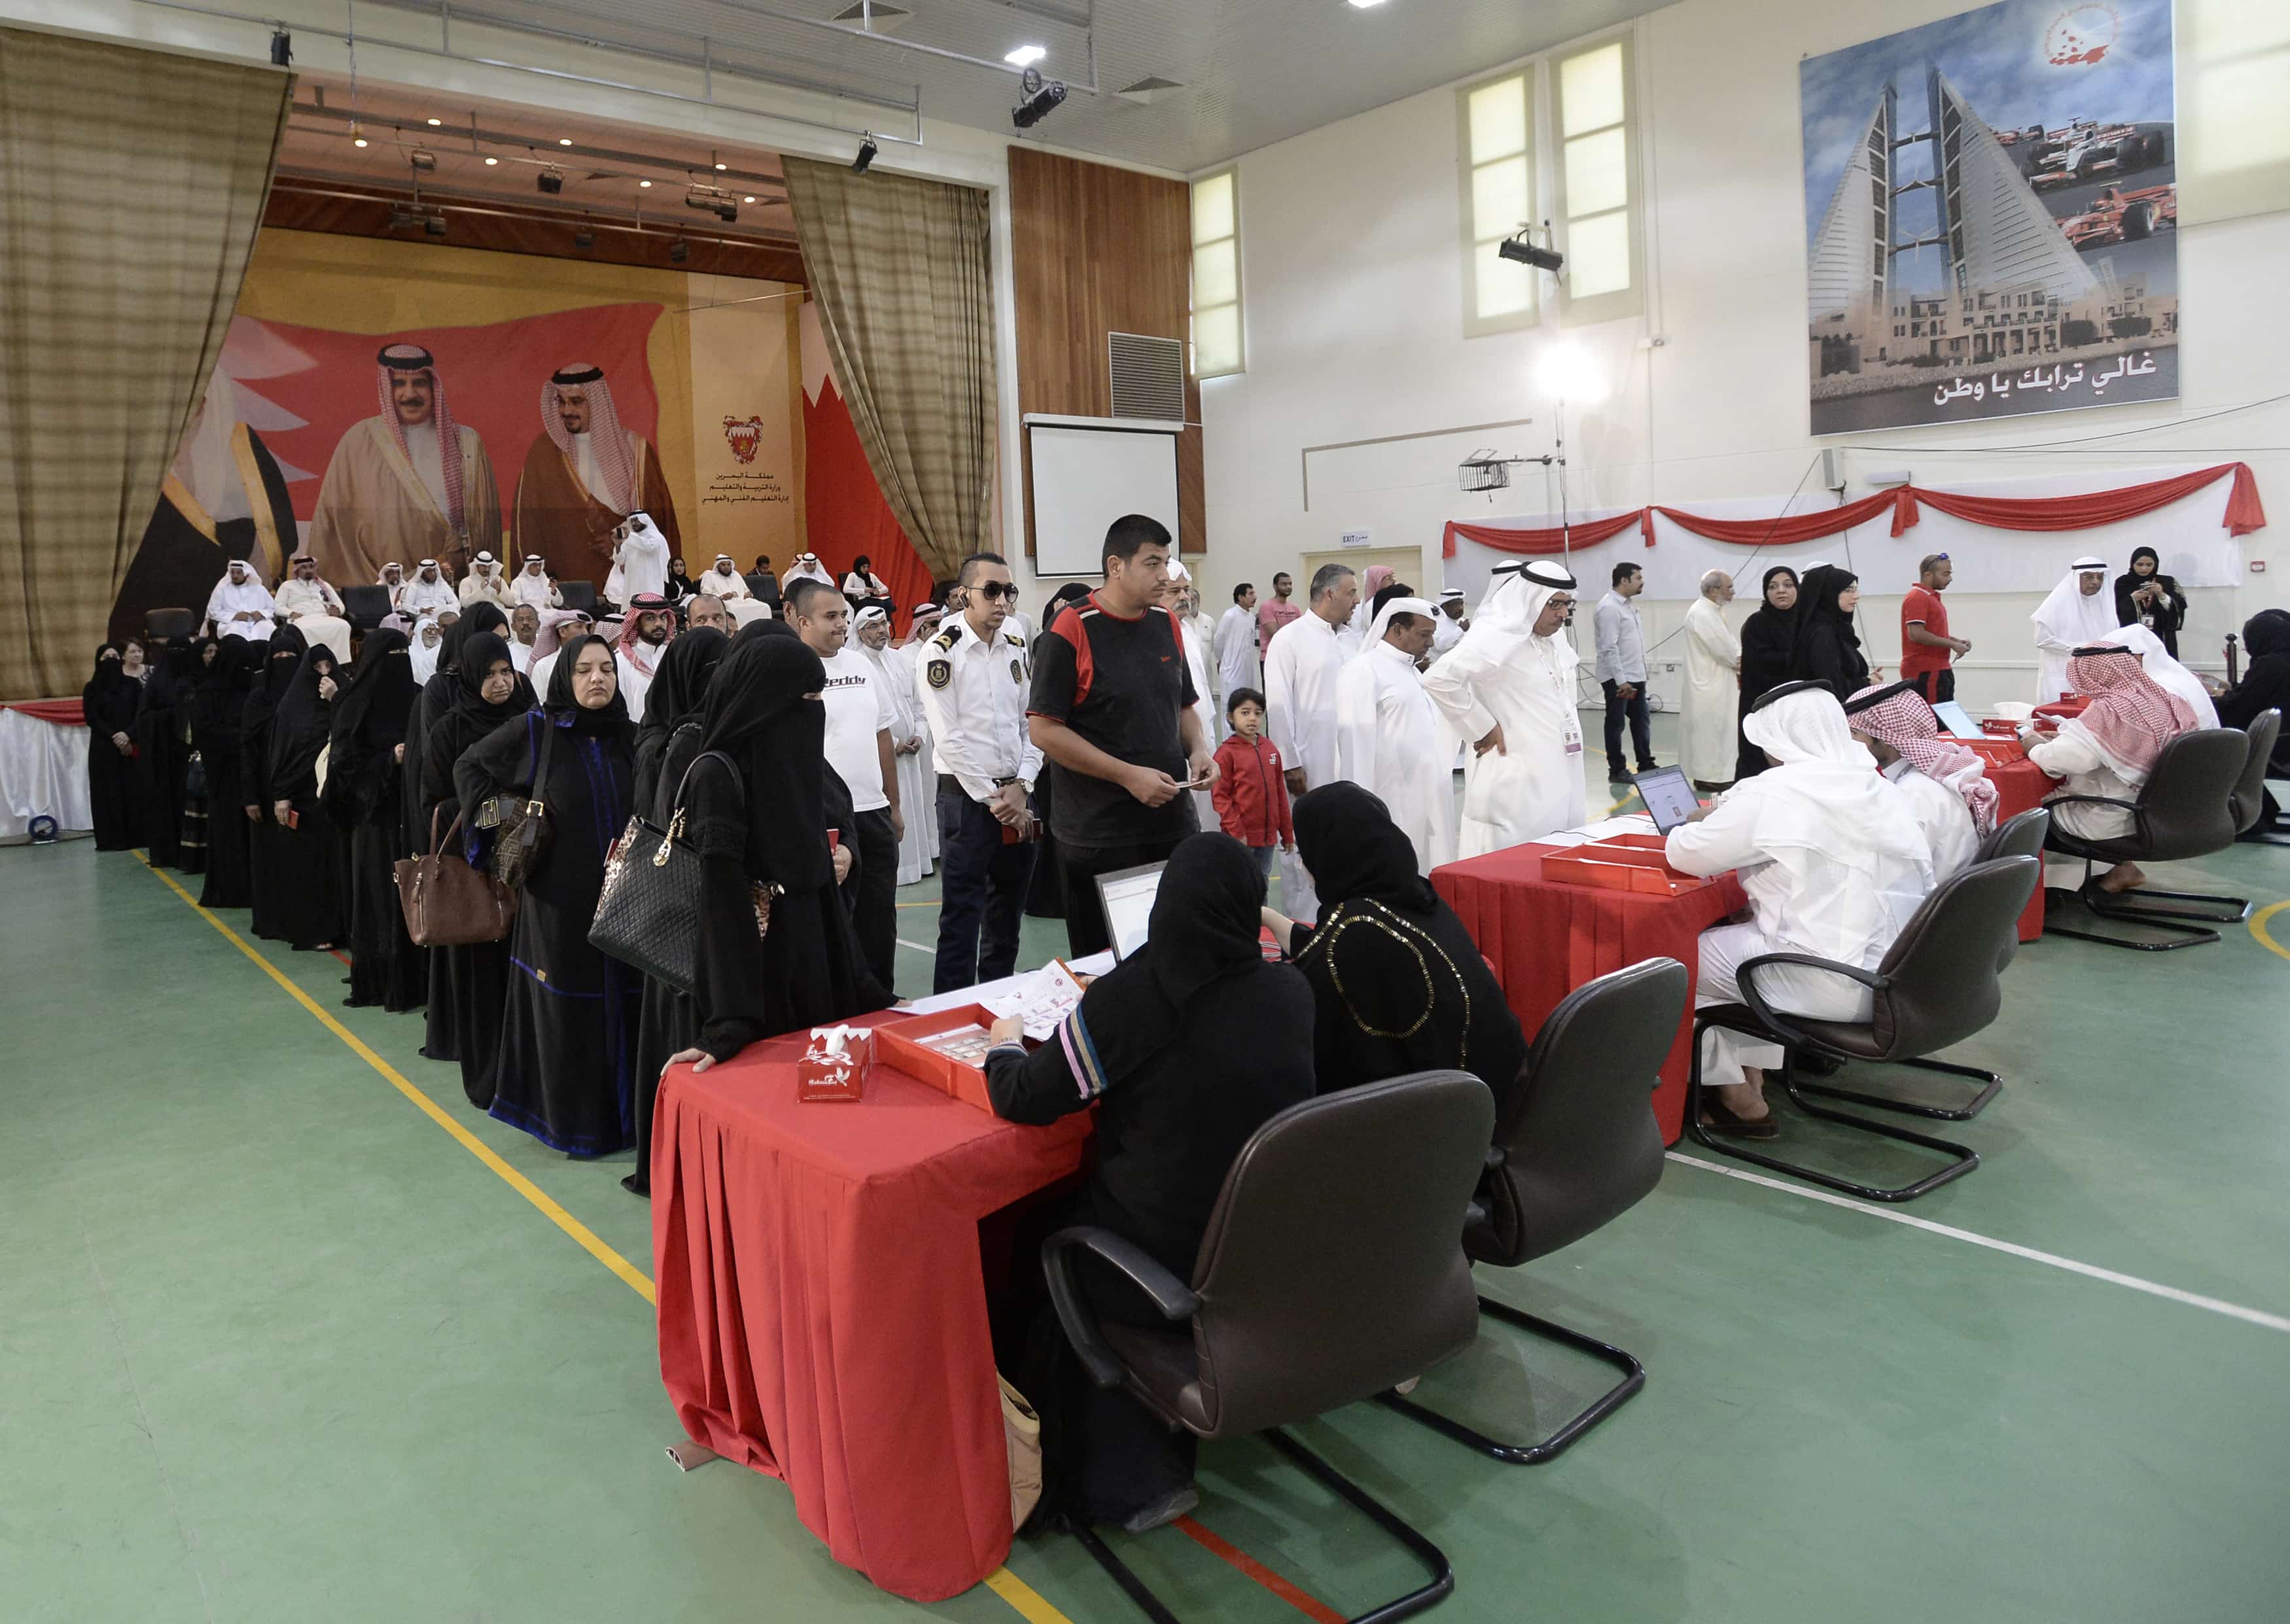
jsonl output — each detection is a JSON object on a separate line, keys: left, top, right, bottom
{"left": 82, "top": 644, "right": 147, "bottom": 850}
{"left": 239, "top": 626, "right": 308, "bottom": 940}
{"left": 192, "top": 637, "right": 256, "bottom": 908}
{"left": 264, "top": 643, "right": 350, "bottom": 951}
{"left": 326, "top": 628, "right": 426, "bottom": 1010}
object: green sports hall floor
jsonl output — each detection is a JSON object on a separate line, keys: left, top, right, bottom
{"left": 7, "top": 713, "right": 2289, "bottom": 1624}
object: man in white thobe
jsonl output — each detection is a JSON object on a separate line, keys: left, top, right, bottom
{"left": 1423, "top": 559, "right": 1588, "bottom": 856}
{"left": 205, "top": 558, "right": 276, "bottom": 641}
{"left": 509, "top": 554, "right": 562, "bottom": 610}
{"left": 613, "top": 593, "right": 673, "bottom": 720}
{"left": 699, "top": 554, "right": 752, "bottom": 602}
{"left": 608, "top": 512, "right": 669, "bottom": 607}
{"left": 855, "top": 605, "right": 937, "bottom": 883}
{"left": 1263, "top": 562, "right": 1361, "bottom": 921}
{"left": 458, "top": 550, "right": 512, "bottom": 607}
{"left": 272, "top": 552, "right": 353, "bottom": 663}
{"left": 1430, "top": 588, "right": 1468, "bottom": 658}
{"left": 1335, "top": 596, "right": 1455, "bottom": 875}
{"left": 376, "top": 561, "right": 409, "bottom": 611}
{"left": 782, "top": 552, "right": 836, "bottom": 591}
{"left": 1165, "top": 563, "right": 1224, "bottom": 823}
{"left": 398, "top": 558, "right": 458, "bottom": 620}
{"left": 2030, "top": 556, "right": 2116, "bottom": 701}
{"left": 1215, "top": 582, "right": 1262, "bottom": 703}
{"left": 506, "top": 604, "right": 540, "bottom": 674}
{"left": 1666, "top": 682, "right": 1934, "bottom": 1136}
{"left": 1682, "top": 569, "right": 1742, "bottom": 789}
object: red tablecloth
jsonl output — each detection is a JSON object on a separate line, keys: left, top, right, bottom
{"left": 1983, "top": 754, "right": 2052, "bottom": 942}
{"left": 1434, "top": 844, "right": 1748, "bottom": 1145}
{"left": 2034, "top": 694, "right": 2090, "bottom": 719}
{"left": 652, "top": 1022, "right": 1092, "bottom": 1602}
{"left": 2, "top": 698, "right": 82, "bottom": 726}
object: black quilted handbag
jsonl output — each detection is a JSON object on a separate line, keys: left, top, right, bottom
{"left": 590, "top": 752, "right": 777, "bottom": 995}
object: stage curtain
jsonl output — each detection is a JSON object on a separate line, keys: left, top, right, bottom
{"left": 1443, "top": 508, "right": 1645, "bottom": 558}
{"left": 1895, "top": 462, "right": 2266, "bottom": 538}
{"left": 0, "top": 27, "right": 288, "bottom": 700}
{"left": 1642, "top": 487, "right": 1914, "bottom": 546}
{"left": 781, "top": 159, "right": 998, "bottom": 582}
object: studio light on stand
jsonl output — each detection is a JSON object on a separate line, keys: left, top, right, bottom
{"left": 1011, "top": 66, "right": 1066, "bottom": 129}
{"left": 1535, "top": 342, "right": 1605, "bottom": 565}
{"left": 853, "top": 135, "right": 878, "bottom": 174}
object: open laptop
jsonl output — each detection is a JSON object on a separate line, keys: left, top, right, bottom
{"left": 1095, "top": 862, "right": 1167, "bottom": 962}
{"left": 1630, "top": 764, "right": 1702, "bottom": 834}
{"left": 1932, "top": 699, "right": 1984, "bottom": 740}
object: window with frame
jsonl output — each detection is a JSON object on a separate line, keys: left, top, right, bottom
{"left": 1190, "top": 169, "right": 1244, "bottom": 378}
{"left": 1458, "top": 71, "right": 1534, "bottom": 335}
{"left": 1553, "top": 37, "right": 1641, "bottom": 322}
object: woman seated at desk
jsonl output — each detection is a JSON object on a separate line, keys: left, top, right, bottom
{"left": 983, "top": 834, "right": 1314, "bottom": 1533}
{"left": 1263, "top": 782, "right": 1526, "bottom": 1115}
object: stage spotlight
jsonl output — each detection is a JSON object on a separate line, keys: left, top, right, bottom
{"left": 853, "top": 136, "right": 878, "bottom": 174}
{"left": 537, "top": 168, "right": 564, "bottom": 194}
{"left": 1010, "top": 67, "right": 1065, "bottom": 130}
{"left": 1498, "top": 229, "right": 1563, "bottom": 274}
{"left": 351, "top": 125, "right": 368, "bottom": 149}
{"left": 424, "top": 215, "right": 448, "bottom": 238}
{"left": 669, "top": 239, "right": 690, "bottom": 264}
{"left": 270, "top": 29, "right": 291, "bottom": 65}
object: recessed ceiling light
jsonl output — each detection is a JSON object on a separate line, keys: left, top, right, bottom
{"left": 1346, "top": 0, "right": 1387, "bottom": 8}
{"left": 743, "top": 194, "right": 756, "bottom": 203}
{"left": 484, "top": 156, "right": 499, "bottom": 165}
{"left": 1004, "top": 43, "right": 1046, "bottom": 67}
{"left": 351, "top": 133, "right": 368, "bottom": 148}
{"left": 558, "top": 137, "right": 573, "bottom": 146}
{"left": 426, "top": 116, "right": 442, "bottom": 126}
{"left": 639, "top": 179, "right": 652, "bottom": 187}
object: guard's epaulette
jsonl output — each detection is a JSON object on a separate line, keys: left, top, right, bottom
{"left": 930, "top": 626, "right": 959, "bottom": 651}
{"left": 1002, "top": 631, "right": 1026, "bottom": 648}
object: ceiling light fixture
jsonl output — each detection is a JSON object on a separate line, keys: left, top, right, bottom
{"left": 1346, "top": 0, "right": 1388, "bottom": 9}
{"left": 1004, "top": 44, "right": 1046, "bottom": 67}
{"left": 484, "top": 156, "right": 499, "bottom": 166}
{"left": 425, "top": 116, "right": 442, "bottom": 126}
{"left": 853, "top": 135, "right": 878, "bottom": 174}
{"left": 269, "top": 29, "right": 291, "bottom": 65}
{"left": 743, "top": 194, "right": 757, "bottom": 203}
{"left": 350, "top": 124, "right": 368, "bottom": 148}
{"left": 638, "top": 179, "right": 652, "bottom": 188}
{"left": 425, "top": 215, "right": 448, "bottom": 238}
{"left": 713, "top": 151, "right": 728, "bottom": 171}
{"left": 410, "top": 149, "right": 437, "bottom": 173}
{"left": 558, "top": 137, "right": 574, "bottom": 147}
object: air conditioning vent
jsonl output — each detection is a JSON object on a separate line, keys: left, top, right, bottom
{"left": 1108, "top": 332, "right": 1185, "bottom": 420}
{"left": 832, "top": 1, "right": 911, "bottom": 30}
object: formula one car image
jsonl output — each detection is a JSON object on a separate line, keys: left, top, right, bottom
{"left": 2027, "top": 120, "right": 2169, "bottom": 189}
{"left": 2060, "top": 184, "right": 2177, "bottom": 249}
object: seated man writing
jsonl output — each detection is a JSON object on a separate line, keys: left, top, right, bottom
{"left": 1665, "top": 681, "right": 1934, "bottom": 1139}
{"left": 1844, "top": 680, "right": 1998, "bottom": 881}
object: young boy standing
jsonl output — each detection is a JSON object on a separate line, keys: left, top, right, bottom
{"left": 1210, "top": 688, "right": 1294, "bottom": 876}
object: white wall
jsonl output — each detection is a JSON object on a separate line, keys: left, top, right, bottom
{"left": 1195, "top": 0, "right": 2290, "bottom": 712}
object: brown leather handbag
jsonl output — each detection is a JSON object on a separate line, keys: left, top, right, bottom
{"left": 395, "top": 807, "right": 516, "bottom": 946}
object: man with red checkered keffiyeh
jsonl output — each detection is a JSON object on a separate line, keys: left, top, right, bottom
{"left": 309, "top": 343, "right": 503, "bottom": 588}
{"left": 2026, "top": 643, "right": 2200, "bottom": 894}
{"left": 1845, "top": 680, "right": 1996, "bottom": 881}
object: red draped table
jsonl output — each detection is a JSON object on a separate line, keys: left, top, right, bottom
{"left": 1970, "top": 745, "right": 2053, "bottom": 942}
{"left": 652, "top": 1021, "right": 1091, "bottom": 1602}
{"left": 1434, "top": 844, "right": 1748, "bottom": 1146}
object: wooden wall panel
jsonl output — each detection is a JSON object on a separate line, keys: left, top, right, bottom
{"left": 1008, "top": 145, "right": 1203, "bottom": 562}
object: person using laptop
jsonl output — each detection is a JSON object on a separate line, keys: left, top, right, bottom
{"left": 1846, "top": 681, "right": 1996, "bottom": 881}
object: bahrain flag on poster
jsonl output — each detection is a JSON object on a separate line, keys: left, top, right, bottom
{"left": 799, "top": 300, "right": 933, "bottom": 629}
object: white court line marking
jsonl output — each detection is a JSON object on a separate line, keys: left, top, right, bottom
{"left": 896, "top": 937, "right": 936, "bottom": 954}
{"left": 1665, "top": 1152, "right": 2290, "bottom": 1335}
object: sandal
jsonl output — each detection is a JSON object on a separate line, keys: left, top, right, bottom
{"left": 1699, "top": 1096, "right": 1780, "bottom": 1140}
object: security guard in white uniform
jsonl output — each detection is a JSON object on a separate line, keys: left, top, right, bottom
{"left": 915, "top": 552, "right": 1044, "bottom": 993}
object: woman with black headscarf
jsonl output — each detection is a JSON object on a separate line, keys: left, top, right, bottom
{"left": 1269, "top": 783, "right": 1526, "bottom": 1113}
{"left": 192, "top": 638, "right": 256, "bottom": 908}
{"left": 239, "top": 626, "right": 308, "bottom": 940}
{"left": 2115, "top": 546, "right": 2186, "bottom": 658}
{"left": 981, "top": 832, "right": 1316, "bottom": 1530}
{"left": 405, "top": 607, "right": 510, "bottom": 1049}
{"left": 82, "top": 644, "right": 147, "bottom": 850}
{"left": 133, "top": 636, "right": 202, "bottom": 869}
{"left": 419, "top": 631, "right": 534, "bottom": 1100}
{"left": 326, "top": 629, "right": 425, "bottom": 1011}
{"left": 2218, "top": 609, "right": 2290, "bottom": 833}
{"left": 1789, "top": 563, "right": 1871, "bottom": 696}
{"left": 631, "top": 624, "right": 728, "bottom": 815}
{"left": 1735, "top": 566, "right": 1803, "bottom": 782}
{"left": 663, "top": 633, "right": 892, "bottom": 1072}
{"left": 457, "top": 635, "right": 640, "bottom": 1156}
{"left": 264, "top": 643, "right": 349, "bottom": 951}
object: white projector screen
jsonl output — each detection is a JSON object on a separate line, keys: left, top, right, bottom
{"left": 1028, "top": 422, "right": 1180, "bottom": 578}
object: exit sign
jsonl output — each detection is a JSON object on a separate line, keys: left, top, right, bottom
{"left": 1339, "top": 530, "right": 1372, "bottom": 548}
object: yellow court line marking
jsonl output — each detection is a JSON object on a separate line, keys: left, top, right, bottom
{"left": 139, "top": 856, "right": 656, "bottom": 1305}
{"left": 140, "top": 857, "right": 1078, "bottom": 1623}
{"left": 2252, "top": 900, "right": 2290, "bottom": 963}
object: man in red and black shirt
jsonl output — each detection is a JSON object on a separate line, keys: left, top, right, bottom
{"left": 1901, "top": 552, "right": 1971, "bottom": 704}
{"left": 1029, "top": 514, "right": 1220, "bottom": 957}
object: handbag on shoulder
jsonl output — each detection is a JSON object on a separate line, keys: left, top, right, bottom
{"left": 590, "top": 751, "right": 779, "bottom": 995}
{"left": 395, "top": 807, "right": 516, "bottom": 946}
{"left": 477, "top": 718, "right": 556, "bottom": 889}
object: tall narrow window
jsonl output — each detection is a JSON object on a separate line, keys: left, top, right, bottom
{"left": 1190, "top": 169, "right": 1243, "bottom": 378}
{"left": 1554, "top": 37, "right": 1642, "bottom": 322}
{"left": 1459, "top": 72, "right": 1534, "bottom": 335}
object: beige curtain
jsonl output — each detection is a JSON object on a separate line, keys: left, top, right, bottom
{"left": 0, "top": 27, "right": 289, "bottom": 699}
{"left": 782, "top": 158, "right": 998, "bottom": 581}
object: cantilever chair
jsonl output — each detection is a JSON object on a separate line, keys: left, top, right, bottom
{"left": 2229, "top": 710, "right": 2287, "bottom": 846}
{"left": 341, "top": 583, "right": 391, "bottom": 632}
{"left": 1045, "top": 1071, "right": 1494, "bottom": 1624}
{"left": 557, "top": 578, "right": 599, "bottom": 614}
{"left": 2041, "top": 728, "right": 2249, "bottom": 950}
{"left": 1379, "top": 958, "right": 1683, "bottom": 1467}
{"left": 1686, "top": 856, "right": 2039, "bottom": 1204}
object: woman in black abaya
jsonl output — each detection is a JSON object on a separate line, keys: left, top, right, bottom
{"left": 1789, "top": 565, "right": 1871, "bottom": 697}
{"left": 82, "top": 645, "right": 147, "bottom": 851}
{"left": 665, "top": 634, "right": 893, "bottom": 1072}
{"left": 327, "top": 629, "right": 425, "bottom": 1010}
{"left": 133, "top": 636, "right": 200, "bottom": 869}
{"left": 2115, "top": 546, "right": 2187, "bottom": 658}
{"left": 1734, "top": 567, "right": 1803, "bottom": 782}
{"left": 239, "top": 627, "right": 307, "bottom": 941}
{"left": 410, "top": 604, "right": 512, "bottom": 1063}
{"left": 457, "top": 635, "right": 639, "bottom": 1157}
{"left": 193, "top": 638, "right": 256, "bottom": 909}
{"left": 2218, "top": 609, "right": 2290, "bottom": 834}
{"left": 264, "top": 644, "right": 349, "bottom": 951}
{"left": 419, "top": 632, "right": 533, "bottom": 1104}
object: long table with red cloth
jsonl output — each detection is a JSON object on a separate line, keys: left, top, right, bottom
{"left": 651, "top": 1019, "right": 1091, "bottom": 1602}
{"left": 1433, "top": 843, "right": 1748, "bottom": 1145}
{"left": 1972, "top": 745, "right": 2053, "bottom": 942}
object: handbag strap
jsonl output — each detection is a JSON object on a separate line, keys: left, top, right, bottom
{"left": 427, "top": 803, "right": 465, "bottom": 858}
{"left": 527, "top": 711, "right": 559, "bottom": 811}
{"left": 668, "top": 747, "right": 739, "bottom": 817}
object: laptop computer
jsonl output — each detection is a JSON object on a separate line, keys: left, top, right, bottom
{"left": 1932, "top": 699, "right": 1984, "bottom": 740}
{"left": 1630, "top": 764, "right": 1702, "bottom": 834}
{"left": 1094, "top": 862, "right": 1167, "bottom": 962}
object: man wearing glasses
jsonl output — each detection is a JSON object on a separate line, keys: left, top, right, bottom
{"left": 917, "top": 552, "right": 1044, "bottom": 991}
{"left": 1900, "top": 553, "right": 1971, "bottom": 704}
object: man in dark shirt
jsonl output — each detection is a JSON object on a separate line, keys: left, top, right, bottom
{"left": 1029, "top": 514, "right": 1219, "bottom": 956}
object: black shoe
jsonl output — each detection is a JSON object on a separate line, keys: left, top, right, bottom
{"left": 1636, "top": 762, "right": 1660, "bottom": 774}
{"left": 1608, "top": 766, "right": 1632, "bottom": 785}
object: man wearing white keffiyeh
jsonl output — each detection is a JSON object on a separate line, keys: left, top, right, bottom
{"left": 512, "top": 361, "right": 682, "bottom": 584}
{"left": 309, "top": 343, "right": 502, "bottom": 587}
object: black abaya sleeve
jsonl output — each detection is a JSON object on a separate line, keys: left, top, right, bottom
{"left": 985, "top": 1038, "right": 1091, "bottom": 1125}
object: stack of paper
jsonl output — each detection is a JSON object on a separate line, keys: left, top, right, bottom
{"left": 979, "top": 959, "right": 1086, "bottom": 1042}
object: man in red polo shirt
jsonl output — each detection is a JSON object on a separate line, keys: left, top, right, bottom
{"left": 1900, "top": 552, "right": 1971, "bottom": 704}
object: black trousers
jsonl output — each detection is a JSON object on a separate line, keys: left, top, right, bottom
{"left": 1908, "top": 668, "right": 1956, "bottom": 705}
{"left": 1059, "top": 834, "right": 1186, "bottom": 959}
{"left": 846, "top": 805, "right": 900, "bottom": 991}
{"left": 1602, "top": 679, "right": 1653, "bottom": 775}
{"left": 934, "top": 785, "right": 1038, "bottom": 994}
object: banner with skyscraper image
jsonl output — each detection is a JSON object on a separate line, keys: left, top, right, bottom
{"left": 1801, "top": 1, "right": 2176, "bottom": 434}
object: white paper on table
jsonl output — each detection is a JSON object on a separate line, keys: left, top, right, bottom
{"left": 1580, "top": 813, "right": 1660, "bottom": 839}
{"left": 979, "top": 958, "right": 1087, "bottom": 1042}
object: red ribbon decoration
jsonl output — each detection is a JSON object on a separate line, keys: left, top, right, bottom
{"left": 1441, "top": 508, "right": 1643, "bottom": 557}
{"left": 1, "top": 699, "right": 84, "bottom": 725}
{"left": 1897, "top": 461, "right": 2266, "bottom": 538}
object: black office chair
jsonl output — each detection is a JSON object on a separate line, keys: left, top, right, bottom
{"left": 341, "top": 583, "right": 391, "bottom": 632}
{"left": 144, "top": 607, "right": 198, "bottom": 641}
{"left": 1970, "top": 807, "right": 2049, "bottom": 972}
{"left": 2041, "top": 728, "right": 2249, "bottom": 951}
{"left": 1046, "top": 1071, "right": 1494, "bottom": 1624}
{"left": 2229, "top": 710, "right": 2287, "bottom": 846}
{"left": 1379, "top": 959, "right": 1683, "bottom": 1467}
{"left": 1687, "top": 856, "right": 2038, "bottom": 1203}
{"left": 558, "top": 578, "right": 598, "bottom": 614}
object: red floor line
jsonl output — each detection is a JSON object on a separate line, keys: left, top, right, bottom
{"left": 328, "top": 949, "right": 353, "bottom": 967}
{"left": 1171, "top": 1515, "right": 1345, "bottom": 1624}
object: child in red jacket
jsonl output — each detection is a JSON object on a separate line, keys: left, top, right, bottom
{"left": 1211, "top": 688, "right": 1294, "bottom": 877}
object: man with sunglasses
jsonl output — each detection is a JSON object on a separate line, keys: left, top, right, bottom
{"left": 1900, "top": 552, "right": 1971, "bottom": 704}
{"left": 917, "top": 552, "right": 1042, "bottom": 991}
